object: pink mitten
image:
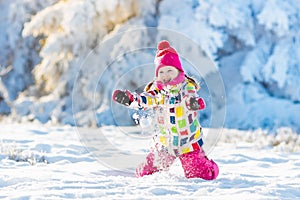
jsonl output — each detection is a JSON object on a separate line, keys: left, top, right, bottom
{"left": 198, "top": 97, "right": 206, "bottom": 110}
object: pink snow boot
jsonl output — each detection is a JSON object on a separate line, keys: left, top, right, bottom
{"left": 179, "top": 149, "right": 219, "bottom": 180}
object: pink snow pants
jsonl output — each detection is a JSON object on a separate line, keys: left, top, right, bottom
{"left": 135, "top": 148, "right": 219, "bottom": 180}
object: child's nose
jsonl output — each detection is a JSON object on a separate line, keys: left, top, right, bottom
{"left": 162, "top": 73, "right": 169, "bottom": 78}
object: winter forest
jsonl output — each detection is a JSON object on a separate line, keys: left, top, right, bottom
{"left": 1, "top": 0, "right": 300, "bottom": 131}
{"left": 1, "top": 0, "right": 300, "bottom": 199}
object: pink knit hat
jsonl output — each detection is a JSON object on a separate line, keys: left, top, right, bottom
{"left": 154, "top": 40, "right": 184, "bottom": 76}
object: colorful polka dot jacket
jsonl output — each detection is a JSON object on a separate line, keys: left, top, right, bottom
{"left": 129, "top": 76, "right": 205, "bottom": 157}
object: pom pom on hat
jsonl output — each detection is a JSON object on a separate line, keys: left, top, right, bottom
{"left": 158, "top": 40, "right": 170, "bottom": 50}
{"left": 154, "top": 40, "right": 184, "bottom": 76}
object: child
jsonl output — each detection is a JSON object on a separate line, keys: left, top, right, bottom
{"left": 112, "top": 40, "right": 219, "bottom": 180}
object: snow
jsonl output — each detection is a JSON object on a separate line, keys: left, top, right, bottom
{"left": 0, "top": 123, "right": 299, "bottom": 199}
{"left": 257, "top": 0, "right": 290, "bottom": 37}
{"left": 0, "top": 1, "right": 300, "bottom": 197}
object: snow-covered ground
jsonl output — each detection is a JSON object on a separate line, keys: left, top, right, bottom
{"left": 1, "top": 123, "right": 299, "bottom": 199}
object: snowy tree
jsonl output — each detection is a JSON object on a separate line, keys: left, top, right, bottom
{"left": 158, "top": 0, "right": 300, "bottom": 131}
{"left": 0, "top": 0, "right": 299, "bottom": 131}
{"left": 0, "top": 0, "right": 58, "bottom": 113}
{"left": 20, "top": 0, "right": 157, "bottom": 125}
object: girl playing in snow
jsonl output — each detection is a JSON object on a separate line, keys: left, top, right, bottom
{"left": 112, "top": 40, "right": 219, "bottom": 180}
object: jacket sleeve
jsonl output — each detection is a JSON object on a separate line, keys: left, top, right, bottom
{"left": 129, "top": 90, "right": 165, "bottom": 110}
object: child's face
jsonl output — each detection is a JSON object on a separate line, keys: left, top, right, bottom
{"left": 157, "top": 66, "right": 180, "bottom": 84}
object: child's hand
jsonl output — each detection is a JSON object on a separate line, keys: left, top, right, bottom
{"left": 112, "top": 90, "right": 134, "bottom": 106}
{"left": 188, "top": 97, "right": 205, "bottom": 110}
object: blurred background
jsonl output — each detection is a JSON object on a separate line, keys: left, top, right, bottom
{"left": 0, "top": 0, "right": 299, "bottom": 132}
